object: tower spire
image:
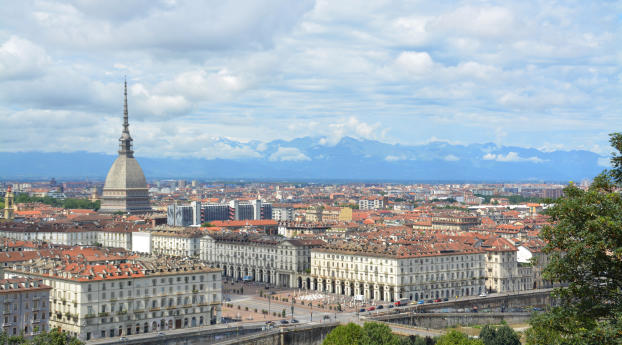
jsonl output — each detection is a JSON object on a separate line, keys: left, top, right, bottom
{"left": 123, "top": 76, "right": 129, "bottom": 133}
{"left": 119, "top": 77, "right": 134, "bottom": 157}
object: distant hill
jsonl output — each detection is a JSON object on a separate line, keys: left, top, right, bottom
{"left": 0, "top": 136, "right": 604, "bottom": 182}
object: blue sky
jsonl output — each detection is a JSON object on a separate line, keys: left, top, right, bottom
{"left": 0, "top": 0, "right": 620, "bottom": 159}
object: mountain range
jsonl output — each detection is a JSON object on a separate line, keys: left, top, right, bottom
{"left": 0, "top": 136, "right": 606, "bottom": 182}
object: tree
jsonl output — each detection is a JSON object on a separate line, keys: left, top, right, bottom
{"left": 323, "top": 322, "right": 404, "bottom": 345}
{"left": 494, "top": 326, "right": 520, "bottom": 345}
{"left": 323, "top": 323, "right": 368, "bottom": 345}
{"left": 479, "top": 325, "right": 520, "bottom": 345}
{"left": 478, "top": 325, "right": 496, "bottom": 345}
{"left": 400, "top": 335, "right": 436, "bottom": 345}
{"left": 28, "top": 328, "right": 83, "bottom": 345}
{"left": 362, "top": 322, "right": 401, "bottom": 345}
{"left": 526, "top": 133, "right": 622, "bottom": 345}
{"left": 435, "top": 330, "right": 482, "bottom": 345}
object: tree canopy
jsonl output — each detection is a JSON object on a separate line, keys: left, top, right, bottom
{"left": 323, "top": 322, "right": 402, "bottom": 345}
{"left": 479, "top": 325, "right": 520, "bottom": 345}
{"left": 435, "top": 330, "right": 482, "bottom": 345}
{"left": 13, "top": 194, "right": 100, "bottom": 211}
{"left": 0, "top": 329, "right": 83, "bottom": 345}
{"left": 526, "top": 133, "right": 622, "bottom": 344}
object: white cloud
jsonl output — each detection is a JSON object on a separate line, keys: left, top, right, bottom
{"left": 0, "top": 0, "right": 619, "bottom": 157}
{"left": 268, "top": 147, "right": 310, "bottom": 161}
{"left": 0, "top": 36, "right": 50, "bottom": 81}
{"left": 444, "top": 154, "right": 459, "bottom": 161}
{"left": 482, "top": 152, "right": 546, "bottom": 163}
{"left": 320, "top": 117, "right": 384, "bottom": 146}
{"left": 597, "top": 157, "right": 610, "bottom": 167}
{"left": 385, "top": 155, "right": 407, "bottom": 162}
{"left": 395, "top": 51, "right": 436, "bottom": 76}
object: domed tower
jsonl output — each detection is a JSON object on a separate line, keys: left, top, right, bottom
{"left": 100, "top": 80, "right": 151, "bottom": 214}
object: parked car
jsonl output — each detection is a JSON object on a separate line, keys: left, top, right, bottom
{"left": 359, "top": 308, "right": 366, "bottom": 312}
{"left": 443, "top": 298, "right": 449, "bottom": 301}
{"left": 434, "top": 298, "right": 442, "bottom": 303}
{"left": 387, "top": 304, "right": 394, "bottom": 308}
{"left": 533, "top": 307, "right": 544, "bottom": 311}
{"left": 417, "top": 300, "right": 425, "bottom": 305}
{"left": 426, "top": 299, "right": 434, "bottom": 303}
{"left": 323, "top": 315, "right": 331, "bottom": 320}
{"left": 478, "top": 292, "right": 487, "bottom": 297}
{"left": 367, "top": 306, "right": 376, "bottom": 311}
{"left": 291, "top": 319, "right": 299, "bottom": 324}
{"left": 280, "top": 319, "right": 289, "bottom": 324}
{"left": 377, "top": 305, "right": 384, "bottom": 309}
{"left": 265, "top": 321, "right": 275, "bottom": 325}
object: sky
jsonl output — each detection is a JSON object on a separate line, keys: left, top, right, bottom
{"left": 0, "top": 0, "right": 620, "bottom": 160}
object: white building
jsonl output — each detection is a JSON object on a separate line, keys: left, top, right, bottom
{"left": 5, "top": 256, "right": 222, "bottom": 342}
{"left": 200, "top": 233, "right": 323, "bottom": 288}
{"left": 0, "top": 278, "right": 51, "bottom": 338}
{"left": 307, "top": 241, "right": 486, "bottom": 302}
{"left": 359, "top": 197, "right": 385, "bottom": 210}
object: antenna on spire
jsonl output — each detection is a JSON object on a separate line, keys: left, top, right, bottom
{"left": 123, "top": 76, "right": 129, "bottom": 133}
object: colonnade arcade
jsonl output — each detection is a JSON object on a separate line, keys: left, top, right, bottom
{"left": 299, "top": 276, "right": 400, "bottom": 302}
{"left": 296, "top": 276, "right": 482, "bottom": 302}
{"left": 217, "top": 263, "right": 291, "bottom": 287}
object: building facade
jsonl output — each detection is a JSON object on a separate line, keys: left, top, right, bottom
{"left": 200, "top": 233, "right": 322, "bottom": 288}
{"left": 5, "top": 256, "right": 221, "bottom": 341}
{"left": 0, "top": 278, "right": 51, "bottom": 338}
{"left": 307, "top": 243, "right": 486, "bottom": 302}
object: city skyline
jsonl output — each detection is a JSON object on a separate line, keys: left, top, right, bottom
{"left": 0, "top": 1, "right": 619, "bottom": 162}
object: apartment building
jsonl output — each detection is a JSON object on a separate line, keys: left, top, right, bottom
{"left": 359, "top": 197, "right": 386, "bottom": 210}
{"left": 0, "top": 278, "right": 51, "bottom": 338}
{"left": 481, "top": 238, "right": 531, "bottom": 293}
{"left": 5, "top": 256, "right": 222, "bottom": 342}
{"left": 200, "top": 233, "right": 323, "bottom": 288}
{"left": 0, "top": 222, "right": 138, "bottom": 250}
{"left": 150, "top": 228, "right": 202, "bottom": 257}
{"left": 431, "top": 212, "right": 481, "bottom": 231}
{"left": 307, "top": 241, "right": 486, "bottom": 302}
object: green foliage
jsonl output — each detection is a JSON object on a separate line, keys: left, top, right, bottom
{"left": 527, "top": 132, "right": 622, "bottom": 345}
{"left": 201, "top": 222, "right": 215, "bottom": 227}
{"left": 29, "top": 328, "right": 83, "bottom": 345}
{"left": 435, "top": 330, "right": 482, "bottom": 345}
{"left": 0, "top": 329, "right": 83, "bottom": 345}
{"left": 13, "top": 194, "right": 99, "bottom": 211}
{"left": 362, "top": 322, "right": 401, "bottom": 345}
{"left": 479, "top": 325, "right": 496, "bottom": 345}
{"left": 479, "top": 325, "right": 520, "bottom": 345}
{"left": 323, "top": 322, "right": 403, "bottom": 345}
{"left": 323, "top": 323, "right": 368, "bottom": 345}
{"left": 400, "top": 335, "right": 436, "bottom": 345}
